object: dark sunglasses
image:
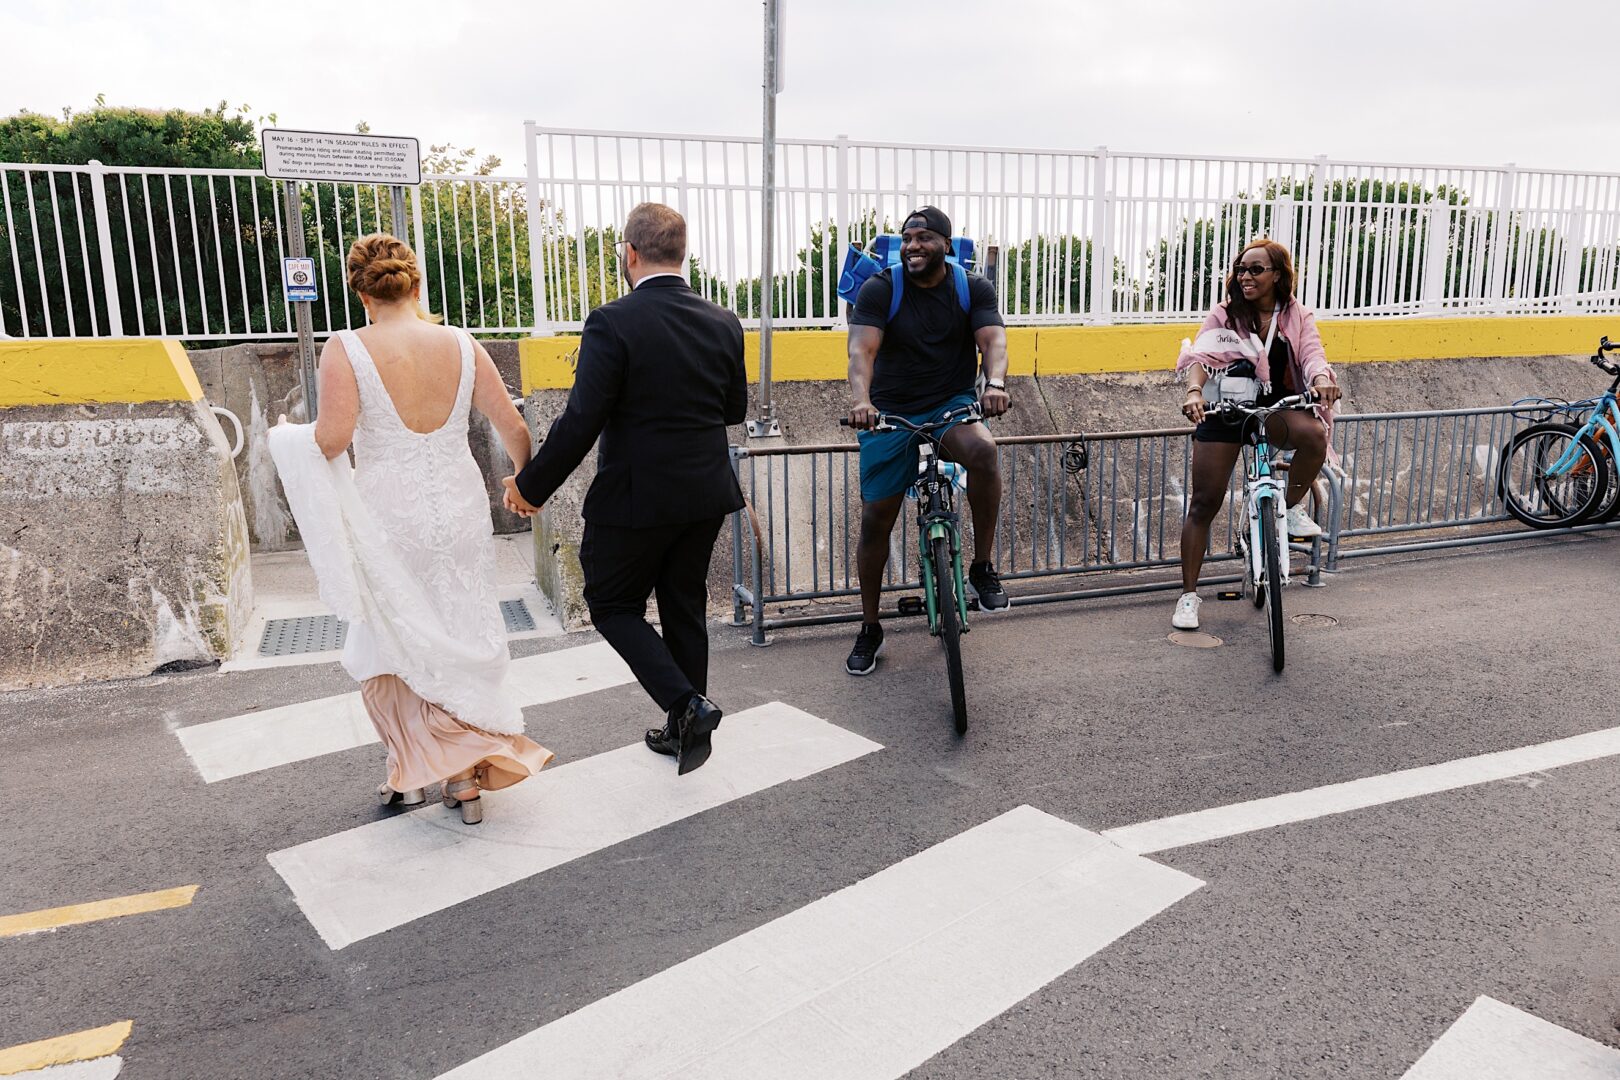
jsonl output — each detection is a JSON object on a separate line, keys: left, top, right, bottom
{"left": 1232, "top": 262, "right": 1274, "bottom": 277}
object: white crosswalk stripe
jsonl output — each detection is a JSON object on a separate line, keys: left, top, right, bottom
{"left": 175, "top": 641, "right": 636, "bottom": 782}
{"left": 9, "top": 1061, "right": 125, "bottom": 1079}
{"left": 432, "top": 805, "right": 1203, "bottom": 1080}
{"left": 268, "top": 702, "right": 882, "bottom": 949}
{"left": 1401, "top": 996, "right": 1620, "bottom": 1078}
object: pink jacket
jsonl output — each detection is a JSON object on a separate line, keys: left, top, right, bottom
{"left": 1175, "top": 298, "right": 1339, "bottom": 450}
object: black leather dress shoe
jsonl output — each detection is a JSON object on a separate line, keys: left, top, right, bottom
{"left": 677, "top": 694, "right": 723, "bottom": 775}
{"left": 644, "top": 720, "right": 680, "bottom": 757}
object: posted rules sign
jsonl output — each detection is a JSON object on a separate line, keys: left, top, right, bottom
{"left": 261, "top": 129, "right": 422, "bottom": 186}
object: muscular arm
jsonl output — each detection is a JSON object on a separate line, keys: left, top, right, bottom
{"left": 975, "top": 325, "right": 1010, "bottom": 418}
{"left": 975, "top": 325, "right": 1008, "bottom": 383}
{"left": 847, "top": 324, "right": 883, "bottom": 429}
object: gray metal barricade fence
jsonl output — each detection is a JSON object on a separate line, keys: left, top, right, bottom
{"left": 729, "top": 405, "right": 1618, "bottom": 643}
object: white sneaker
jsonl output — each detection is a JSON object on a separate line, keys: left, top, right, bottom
{"left": 1171, "top": 592, "right": 1201, "bottom": 630}
{"left": 1286, "top": 504, "right": 1323, "bottom": 539}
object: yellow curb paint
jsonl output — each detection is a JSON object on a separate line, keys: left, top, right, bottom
{"left": 0, "top": 1021, "right": 131, "bottom": 1075}
{"left": 1032, "top": 324, "right": 1199, "bottom": 375}
{"left": 519, "top": 337, "right": 580, "bottom": 393}
{"left": 0, "top": 340, "right": 203, "bottom": 406}
{"left": 520, "top": 327, "right": 1037, "bottom": 393}
{"left": 0, "top": 885, "right": 198, "bottom": 938}
{"left": 518, "top": 314, "right": 1620, "bottom": 392}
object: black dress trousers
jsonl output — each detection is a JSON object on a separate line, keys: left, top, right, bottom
{"left": 578, "top": 516, "right": 727, "bottom": 713}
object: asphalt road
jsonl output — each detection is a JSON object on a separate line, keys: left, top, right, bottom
{"left": 3, "top": 533, "right": 1618, "bottom": 1079}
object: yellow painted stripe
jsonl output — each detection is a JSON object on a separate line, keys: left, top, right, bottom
{"left": 0, "top": 1021, "right": 131, "bottom": 1075}
{"left": 0, "top": 339, "right": 203, "bottom": 406}
{"left": 518, "top": 314, "right": 1620, "bottom": 392}
{"left": 0, "top": 884, "right": 198, "bottom": 938}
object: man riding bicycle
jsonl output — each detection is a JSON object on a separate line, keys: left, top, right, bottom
{"left": 845, "top": 206, "right": 1012, "bottom": 676}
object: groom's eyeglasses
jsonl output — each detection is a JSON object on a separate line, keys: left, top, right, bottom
{"left": 609, "top": 239, "right": 633, "bottom": 259}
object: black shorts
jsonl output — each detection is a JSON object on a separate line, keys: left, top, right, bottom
{"left": 1193, "top": 392, "right": 1318, "bottom": 445}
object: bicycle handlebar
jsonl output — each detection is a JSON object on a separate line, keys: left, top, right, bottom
{"left": 839, "top": 403, "right": 984, "bottom": 432}
{"left": 1590, "top": 337, "right": 1620, "bottom": 375}
{"left": 1201, "top": 392, "right": 1318, "bottom": 420}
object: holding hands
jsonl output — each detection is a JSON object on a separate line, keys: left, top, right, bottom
{"left": 501, "top": 476, "right": 540, "bottom": 518}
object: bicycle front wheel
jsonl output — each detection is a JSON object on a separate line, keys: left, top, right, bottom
{"left": 1498, "top": 423, "right": 1608, "bottom": 529}
{"left": 931, "top": 533, "right": 968, "bottom": 735}
{"left": 1260, "top": 497, "right": 1286, "bottom": 673}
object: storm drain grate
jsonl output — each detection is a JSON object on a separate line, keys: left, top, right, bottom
{"left": 259, "top": 614, "right": 347, "bottom": 657}
{"left": 500, "top": 598, "right": 537, "bottom": 633}
{"left": 259, "top": 599, "right": 539, "bottom": 657}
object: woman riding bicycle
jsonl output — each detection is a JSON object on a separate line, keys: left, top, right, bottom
{"left": 1172, "top": 238, "right": 1342, "bottom": 630}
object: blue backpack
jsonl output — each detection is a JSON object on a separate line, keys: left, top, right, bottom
{"left": 836, "top": 234, "right": 976, "bottom": 321}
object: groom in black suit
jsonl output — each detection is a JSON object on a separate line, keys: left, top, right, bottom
{"left": 504, "top": 202, "right": 747, "bottom": 775}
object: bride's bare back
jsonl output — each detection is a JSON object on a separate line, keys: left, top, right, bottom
{"left": 352, "top": 319, "right": 464, "bottom": 434}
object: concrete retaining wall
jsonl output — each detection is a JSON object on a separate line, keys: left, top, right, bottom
{"left": 1, "top": 341, "right": 253, "bottom": 689}
{"left": 185, "top": 340, "right": 530, "bottom": 552}
{"left": 521, "top": 313, "right": 1620, "bottom": 628}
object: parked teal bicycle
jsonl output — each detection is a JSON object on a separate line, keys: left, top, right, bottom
{"left": 1498, "top": 337, "right": 1620, "bottom": 529}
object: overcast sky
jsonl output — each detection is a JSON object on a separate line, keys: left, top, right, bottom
{"left": 5, "top": 0, "right": 1617, "bottom": 174}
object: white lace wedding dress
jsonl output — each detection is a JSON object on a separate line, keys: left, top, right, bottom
{"left": 269, "top": 326, "right": 549, "bottom": 791}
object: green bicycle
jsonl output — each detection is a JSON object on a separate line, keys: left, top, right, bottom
{"left": 843, "top": 403, "right": 980, "bottom": 733}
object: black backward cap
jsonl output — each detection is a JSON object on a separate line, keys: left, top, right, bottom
{"left": 903, "top": 205, "right": 952, "bottom": 239}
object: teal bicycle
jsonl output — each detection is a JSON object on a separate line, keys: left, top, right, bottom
{"left": 1202, "top": 391, "right": 1320, "bottom": 673}
{"left": 842, "top": 404, "right": 979, "bottom": 733}
{"left": 1498, "top": 337, "right": 1620, "bottom": 529}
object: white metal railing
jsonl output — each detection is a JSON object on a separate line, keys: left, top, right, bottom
{"left": 0, "top": 161, "right": 532, "bottom": 340}
{"left": 5, "top": 130, "right": 1620, "bottom": 341}
{"left": 524, "top": 126, "right": 1620, "bottom": 331}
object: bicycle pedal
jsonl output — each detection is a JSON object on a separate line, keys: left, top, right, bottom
{"left": 1216, "top": 590, "right": 1243, "bottom": 601}
{"left": 965, "top": 596, "right": 981, "bottom": 611}
{"left": 897, "top": 596, "right": 925, "bottom": 617}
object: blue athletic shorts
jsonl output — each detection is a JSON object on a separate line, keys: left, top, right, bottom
{"left": 857, "top": 392, "right": 978, "bottom": 502}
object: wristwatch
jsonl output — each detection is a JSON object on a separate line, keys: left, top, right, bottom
{"left": 986, "top": 379, "right": 1007, "bottom": 390}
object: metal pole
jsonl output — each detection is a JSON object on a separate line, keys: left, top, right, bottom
{"left": 748, "top": 0, "right": 783, "bottom": 438}
{"left": 523, "top": 120, "right": 552, "bottom": 336}
{"left": 86, "top": 159, "right": 124, "bottom": 337}
{"left": 389, "top": 184, "right": 408, "bottom": 241}
{"left": 283, "top": 178, "right": 318, "bottom": 419}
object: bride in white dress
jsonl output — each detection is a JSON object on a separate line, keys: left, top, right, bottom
{"left": 270, "top": 234, "right": 551, "bottom": 824}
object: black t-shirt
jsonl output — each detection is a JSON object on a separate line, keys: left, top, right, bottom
{"left": 850, "top": 267, "right": 1004, "bottom": 414}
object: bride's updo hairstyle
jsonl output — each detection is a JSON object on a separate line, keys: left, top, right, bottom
{"left": 346, "top": 233, "right": 440, "bottom": 321}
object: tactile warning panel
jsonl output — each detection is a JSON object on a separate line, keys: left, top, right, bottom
{"left": 259, "top": 615, "right": 347, "bottom": 657}
{"left": 500, "top": 598, "right": 537, "bottom": 634}
{"left": 258, "top": 599, "right": 538, "bottom": 657}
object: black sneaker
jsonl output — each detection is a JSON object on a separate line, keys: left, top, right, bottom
{"left": 968, "top": 561, "right": 1010, "bottom": 612}
{"left": 845, "top": 622, "right": 884, "bottom": 676}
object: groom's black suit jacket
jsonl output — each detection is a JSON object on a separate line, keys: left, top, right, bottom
{"left": 516, "top": 276, "right": 748, "bottom": 528}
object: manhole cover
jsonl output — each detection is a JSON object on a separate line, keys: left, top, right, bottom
{"left": 1291, "top": 613, "right": 1338, "bottom": 628}
{"left": 1168, "top": 631, "right": 1223, "bottom": 648}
